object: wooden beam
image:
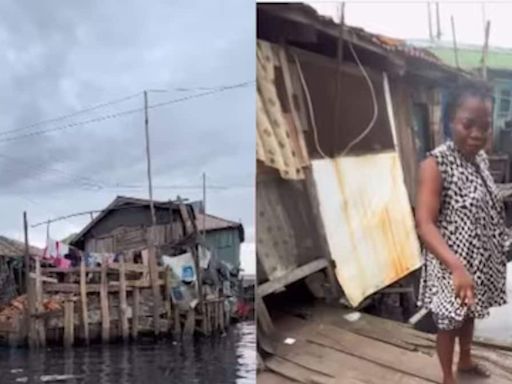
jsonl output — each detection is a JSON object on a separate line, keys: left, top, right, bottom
{"left": 173, "top": 306, "right": 181, "bottom": 338}
{"left": 183, "top": 309, "right": 195, "bottom": 337}
{"left": 30, "top": 273, "right": 58, "bottom": 283}
{"left": 178, "top": 202, "right": 194, "bottom": 235}
{"left": 100, "top": 255, "right": 110, "bottom": 343}
{"left": 34, "top": 256, "right": 46, "bottom": 347}
{"left": 164, "top": 267, "right": 172, "bottom": 333}
{"left": 256, "top": 295, "right": 275, "bottom": 336}
{"left": 148, "top": 243, "right": 161, "bottom": 336}
{"left": 132, "top": 287, "right": 140, "bottom": 340}
{"left": 44, "top": 280, "right": 164, "bottom": 293}
{"left": 80, "top": 256, "right": 90, "bottom": 345}
{"left": 42, "top": 264, "right": 163, "bottom": 274}
{"left": 119, "top": 255, "right": 129, "bottom": 342}
{"left": 257, "top": 258, "right": 329, "bottom": 297}
{"left": 63, "top": 300, "right": 74, "bottom": 348}
{"left": 27, "top": 276, "right": 37, "bottom": 348}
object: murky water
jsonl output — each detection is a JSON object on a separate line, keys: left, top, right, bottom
{"left": 0, "top": 322, "right": 256, "bottom": 384}
{"left": 476, "top": 264, "right": 512, "bottom": 341}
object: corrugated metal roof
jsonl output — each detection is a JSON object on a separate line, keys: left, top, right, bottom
{"left": 258, "top": 3, "right": 477, "bottom": 79}
{"left": 195, "top": 212, "right": 241, "bottom": 232}
{"left": 311, "top": 151, "right": 421, "bottom": 306}
{"left": 0, "top": 236, "right": 43, "bottom": 258}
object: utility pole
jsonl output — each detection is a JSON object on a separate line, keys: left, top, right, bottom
{"left": 481, "top": 21, "right": 491, "bottom": 80}
{"left": 23, "top": 212, "right": 30, "bottom": 295}
{"left": 202, "top": 172, "right": 206, "bottom": 240}
{"left": 436, "top": 2, "right": 442, "bottom": 41}
{"left": 427, "top": 2, "right": 434, "bottom": 42}
{"left": 451, "top": 15, "right": 460, "bottom": 68}
{"left": 143, "top": 90, "right": 161, "bottom": 336}
{"left": 144, "top": 90, "right": 157, "bottom": 228}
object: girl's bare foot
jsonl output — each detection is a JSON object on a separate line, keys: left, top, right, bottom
{"left": 457, "top": 362, "right": 491, "bottom": 379}
{"left": 443, "top": 377, "right": 457, "bottom": 384}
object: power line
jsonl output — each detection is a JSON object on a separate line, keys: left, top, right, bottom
{"left": 0, "top": 92, "right": 142, "bottom": 137}
{"left": 0, "top": 151, "right": 252, "bottom": 191}
{"left": 0, "top": 152, "right": 106, "bottom": 191}
{"left": 0, "top": 81, "right": 253, "bottom": 143}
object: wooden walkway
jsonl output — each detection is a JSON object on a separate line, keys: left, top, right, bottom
{"left": 259, "top": 304, "right": 512, "bottom": 384}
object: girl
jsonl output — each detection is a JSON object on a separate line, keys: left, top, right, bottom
{"left": 416, "top": 85, "right": 508, "bottom": 384}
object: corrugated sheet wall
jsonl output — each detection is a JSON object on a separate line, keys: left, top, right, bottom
{"left": 311, "top": 152, "right": 422, "bottom": 306}
{"left": 205, "top": 229, "right": 241, "bottom": 269}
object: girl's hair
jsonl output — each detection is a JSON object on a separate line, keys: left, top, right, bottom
{"left": 445, "top": 84, "right": 493, "bottom": 122}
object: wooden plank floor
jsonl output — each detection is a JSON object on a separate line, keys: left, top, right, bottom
{"left": 258, "top": 304, "right": 512, "bottom": 384}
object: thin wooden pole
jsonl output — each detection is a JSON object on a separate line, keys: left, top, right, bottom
{"left": 148, "top": 241, "right": 161, "bottom": 336}
{"left": 451, "top": 15, "right": 460, "bottom": 68}
{"left": 144, "top": 90, "right": 156, "bottom": 227}
{"left": 173, "top": 306, "right": 181, "bottom": 337}
{"left": 79, "top": 255, "right": 90, "bottom": 345}
{"left": 436, "top": 2, "right": 442, "bottom": 41}
{"left": 481, "top": 21, "right": 491, "bottom": 80}
{"left": 23, "top": 212, "right": 30, "bottom": 295}
{"left": 119, "top": 255, "right": 129, "bottom": 342}
{"left": 35, "top": 255, "right": 45, "bottom": 346}
{"left": 64, "top": 299, "right": 74, "bottom": 348}
{"left": 427, "top": 2, "right": 433, "bottom": 42}
{"left": 202, "top": 172, "right": 206, "bottom": 240}
{"left": 132, "top": 288, "right": 140, "bottom": 339}
{"left": 164, "top": 267, "right": 172, "bottom": 332}
{"left": 100, "top": 255, "right": 110, "bottom": 343}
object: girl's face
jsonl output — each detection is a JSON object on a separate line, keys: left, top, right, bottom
{"left": 451, "top": 95, "right": 492, "bottom": 158}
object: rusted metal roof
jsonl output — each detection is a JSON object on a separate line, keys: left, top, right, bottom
{"left": 195, "top": 212, "right": 244, "bottom": 239}
{"left": 258, "top": 3, "right": 477, "bottom": 79}
{"left": 0, "top": 236, "right": 43, "bottom": 258}
{"left": 311, "top": 152, "right": 421, "bottom": 306}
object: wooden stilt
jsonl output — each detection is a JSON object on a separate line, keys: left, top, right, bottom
{"left": 100, "top": 255, "right": 110, "bottom": 343}
{"left": 119, "top": 255, "right": 129, "bottom": 342}
{"left": 173, "top": 306, "right": 181, "bottom": 337}
{"left": 183, "top": 308, "right": 195, "bottom": 337}
{"left": 148, "top": 243, "right": 161, "bottom": 336}
{"left": 164, "top": 267, "right": 172, "bottom": 333}
{"left": 132, "top": 288, "right": 140, "bottom": 340}
{"left": 64, "top": 299, "right": 74, "bottom": 348}
{"left": 34, "top": 256, "right": 46, "bottom": 346}
{"left": 79, "top": 256, "right": 89, "bottom": 345}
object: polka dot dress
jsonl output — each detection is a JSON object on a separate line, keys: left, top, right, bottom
{"left": 418, "top": 141, "right": 508, "bottom": 331}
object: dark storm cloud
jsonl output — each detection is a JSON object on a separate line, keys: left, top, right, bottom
{"left": 0, "top": 0, "right": 255, "bottom": 248}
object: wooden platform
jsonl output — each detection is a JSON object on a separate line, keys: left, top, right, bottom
{"left": 258, "top": 304, "right": 512, "bottom": 384}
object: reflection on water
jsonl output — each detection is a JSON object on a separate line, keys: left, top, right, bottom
{"left": 476, "top": 264, "right": 512, "bottom": 341}
{"left": 0, "top": 322, "right": 256, "bottom": 384}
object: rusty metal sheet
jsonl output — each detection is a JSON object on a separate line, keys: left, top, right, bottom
{"left": 311, "top": 152, "right": 421, "bottom": 306}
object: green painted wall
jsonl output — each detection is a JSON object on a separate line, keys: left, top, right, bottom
{"left": 205, "top": 228, "right": 241, "bottom": 269}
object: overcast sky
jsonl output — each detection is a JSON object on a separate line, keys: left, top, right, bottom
{"left": 0, "top": 0, "right": 255, "bottom": 273}
{"left": 307, "top": 1, "right": 512, "bottom": 48}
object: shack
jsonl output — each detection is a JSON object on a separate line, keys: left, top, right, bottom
{"left": 256, "top": 2, "right": 486, "bottom": 337}
{"left": 70, "top": 196, "right": 193, "bottom": 253}
{"left": 195, "top": 211, "right": 245, "bottom": 270}
{"left": 0, "top": 197, "right": 233, "bottom": 348}
{"left": 256, "top": 4, "right": 512, "bottom": 381}
{"left": 0, "top": 236, "right": 43, "bottom": 304}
